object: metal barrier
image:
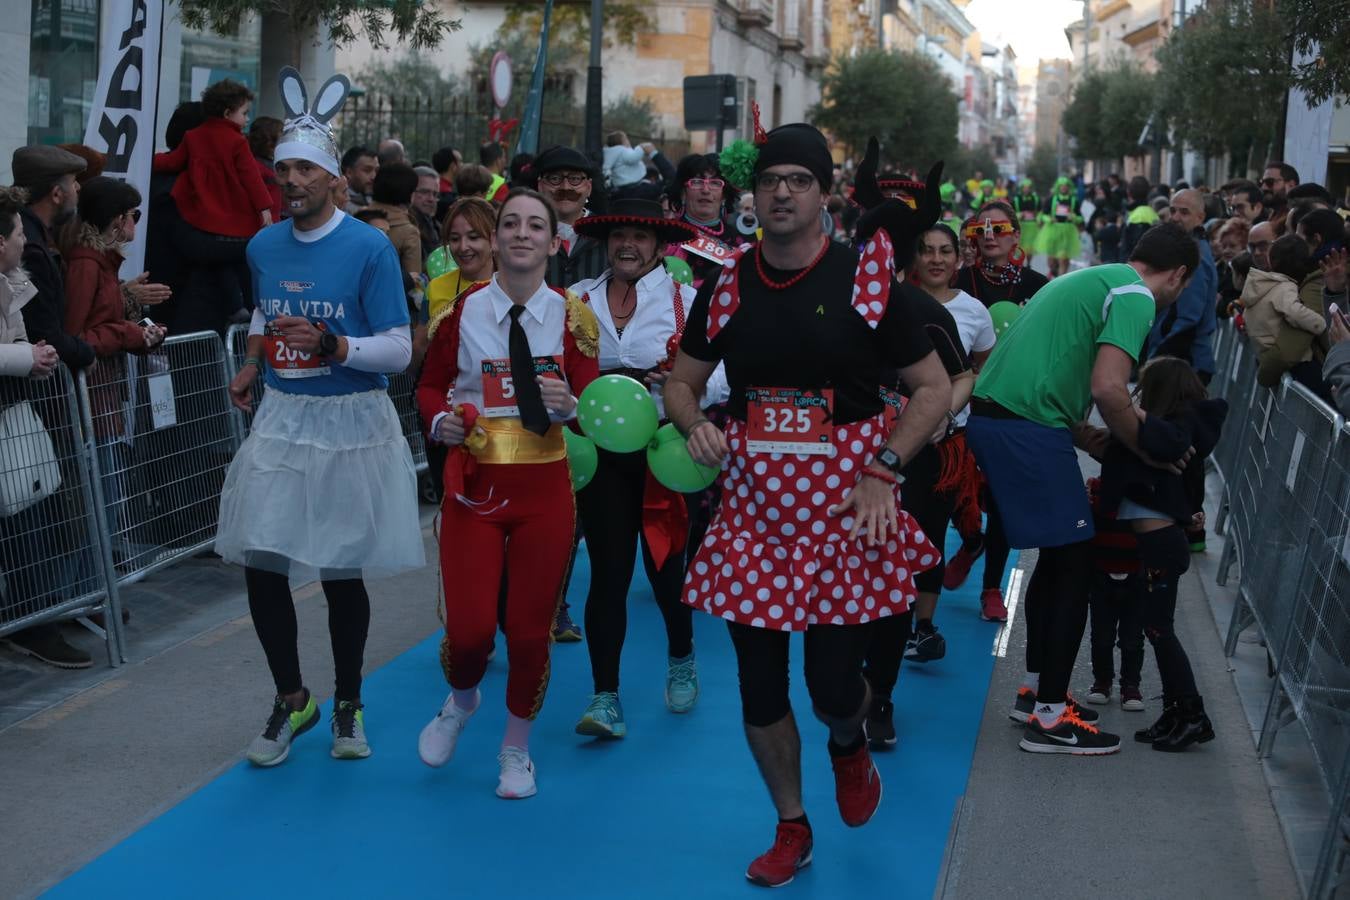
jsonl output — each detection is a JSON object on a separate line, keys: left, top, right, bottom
{"left": 0, "top": 365, "right": 124, "bottom": 663}
{"left": 78, "top": 333, "right": 240, "bottom": 587}
{"left": 1208, "top": 317, "right": 1350, "bottom": 898}
{"left": 223, "top": 322, "right": 427, "bottom": 473}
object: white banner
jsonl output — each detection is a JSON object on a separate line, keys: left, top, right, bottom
{"left": 82, "top": 0, "right": 163, "bottom": 279}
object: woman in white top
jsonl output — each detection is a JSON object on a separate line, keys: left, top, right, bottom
{"left": 566, "top": 198, "right": 728, "bottom": 740}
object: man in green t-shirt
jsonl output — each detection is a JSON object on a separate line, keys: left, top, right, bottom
{"left": 965, "top": 223, "right": 1198, "bottom": 756}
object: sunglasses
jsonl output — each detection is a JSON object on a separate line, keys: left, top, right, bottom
{"left": 685, "top": 177, "right": 725, "bottom": 191}
{"left": 1261, "top": 178, "right": 1278, "bottom": 188}
{"left": 123, "top": 209, "right": 142, "bottom": 224}
{"left": 541, "top": 172, "right": 590, "bottom": 187}
{"left": 963, "top": 220, "right": 1017, "bottom": 239}
{"left": 754, "top": 172, "right": 816, "bottom": 193}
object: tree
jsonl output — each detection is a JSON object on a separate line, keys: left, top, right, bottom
{"left": 501, "top": 1, "right": 653, "bottom": 51}
{"left": 176, "top": 0, "right": 459, "bottom": 65}
{"left": 1026, "top": 142, "right": 1059, "bottom": 189}
{"left": 1282, "top": 0, "right": 1350, "bottom": 106}
{"left": 604, "top": 96, "right": 659, "bottom": 140}
{"left": 949, "top": 143, "right": 1000, "bottom": 185}
{"left": 810, "top": 49, "right": 959, "bottom": 169}
{"left": 1098, "top": 63, "right": 1155, "bottom": 163}
{"left": 1154, "top": 3, "right": 1289, "bottom": 164}
{"left": 1060, "top": 67, "right": 1110, "bottom": 162}
{"left": 356, "top": 53, "right": 461, "bottom": 100}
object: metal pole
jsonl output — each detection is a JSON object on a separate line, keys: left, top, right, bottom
{"left": 1083, "top": 0, "right": 1091, "bottom": 73}
{"left": 584, "top": 0, "right": 604, "bottom": 163}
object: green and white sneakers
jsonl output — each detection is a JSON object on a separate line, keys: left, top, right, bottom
{"left": 247, "top": 692, "right": 320, "bottom": 767}
{"left": 665, "top": 653, "right": 699, "bottom": 713}
{"left": 331, "top": 700, "right": 371, "bottom": 759}
{"left": 575, "top": 691, "right": 626, "bottom": 738}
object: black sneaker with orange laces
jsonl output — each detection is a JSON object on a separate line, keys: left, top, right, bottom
{"left": 746, "top": 822, "right": 813, "bottom": 888}
{"left": 1019, "top": 706, "right": 1122, "bottom": 755}
{"left": 830, "top": 741, "right": 883, "bottom": 826}
{"left": 1065, "top": 692, "right": 1100, "bottom": 724}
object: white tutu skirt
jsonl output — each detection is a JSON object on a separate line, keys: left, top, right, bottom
{"left": 216, "top": 389, "right": 425, "bottom": 580}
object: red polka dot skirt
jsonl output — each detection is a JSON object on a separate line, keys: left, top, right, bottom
{"left": 682, "top": 414, "right": 939, "bottom": 631}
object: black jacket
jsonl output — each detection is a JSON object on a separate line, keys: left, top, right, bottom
{"left": 1100, "top": 398, "right": 1228, "bottom": 525}
{"left": 18, "top": 207, "right": 95, "bottom": 369}
{"left": 546, "top": 234, "right": 608, "bottom": 290}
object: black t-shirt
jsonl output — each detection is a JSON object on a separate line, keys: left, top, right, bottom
{"left": 887, "top": 281, "right": 970, "bottom": 395}
{"left": 681, "top": 242, "right": 935, "bottom": 424}
{"left": 954, "top": 264, "right": 1049, "bottom": 307}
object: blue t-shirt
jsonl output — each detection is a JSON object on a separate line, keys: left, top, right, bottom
{"left": 248, "top": 214, "right": 410, "bottom": 396}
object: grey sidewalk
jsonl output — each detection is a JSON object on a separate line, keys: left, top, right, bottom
{"left": 940, "top": 476, "right": 1300, "bottom": 899}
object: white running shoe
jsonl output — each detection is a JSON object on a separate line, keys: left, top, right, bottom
{"left": 418, "top": 690, "right": 478, "bottom": 767}
{"left": 496, "top": 746, "right": 537, "bottom": 799}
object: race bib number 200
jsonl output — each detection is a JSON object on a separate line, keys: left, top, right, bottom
{"left": 481, "top": 356, "right": 564, "bottom": 417}
{"left": 265, "top": 327, "right": 329, "bottom": 379}
{"left": 746, "top": 387, "right": 834, "bottom": 455}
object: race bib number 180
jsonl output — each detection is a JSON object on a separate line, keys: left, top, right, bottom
{"left": 481, "top": 356, "right": 564, "bottom": 417}
{"left": 746, "top": 387, "right": 834, "bottom": 456}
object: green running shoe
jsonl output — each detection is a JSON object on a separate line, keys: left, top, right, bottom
{"left": 575, "top": 691, "right": 626, "bottom": 738}
{"left": 665, "top": 652, "right": 699, "bottom": 713}
{"left": 247, "top": 692, "right": 319, "bottom": 767}
{"left": 331, "top": 700, "right": 371, "bottom": 759}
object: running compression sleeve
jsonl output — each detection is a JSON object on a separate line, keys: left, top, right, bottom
{"left": 342, "top": 326, "right": 412, "bottom": 373}
{"left": 248, "top": 307, "right": 266, "bottom": 337}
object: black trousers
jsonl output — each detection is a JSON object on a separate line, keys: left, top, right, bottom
{"left": 960, "top": 487, "right": 1012, "bottom": 591}
{"left": 1088, "top": 570, "right": 1145, "bottom": 687}
{"left": 1137, "top": 526, "right": 1199, "bottom": 701}
{"left": 728, "top": 620, "right": 872, "bottom": 727}
{"left": 1023, "top": 540, "right": 1094, "bottom": 704}
{"left": 576, "top": 446, "right": 693, "bottom": 693}
{"left": 245, "top": 567, "right": 370, "bottom": 702}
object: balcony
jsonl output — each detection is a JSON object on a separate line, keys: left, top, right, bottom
{"left": 737, "top": 0, "right": 773, "bottom": 27}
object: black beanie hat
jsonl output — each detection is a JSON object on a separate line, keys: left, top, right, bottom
{"left": 754, "top": 123, "right": 833, "bottom": 190}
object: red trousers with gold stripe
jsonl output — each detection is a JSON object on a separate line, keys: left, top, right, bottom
{"left": 439, "top": 459, "right": 574, "bottom": 720}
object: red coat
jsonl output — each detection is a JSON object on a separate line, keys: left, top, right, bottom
{"left": 153, "top": 117, "right": 273, "bottom": 238}
{"left": 64, "top": 242, "right": 148, "bottom": 357}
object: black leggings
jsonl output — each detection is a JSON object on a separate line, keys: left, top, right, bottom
{"left": 1023, "top": 539, "right": 1094, "bottom": 704}
{"left": 902, "top": 444, "right": 956, "bottom": 595}
{"left": 577, "top": 446, "right": 693, "bottom": 693}
{"left": 862, "top": 610, "right": 913, "bottom": 702}
{"left": 960, "top": 487, "right": 1012, "bottom": 591}
{"left": 245, "top": 567, "right": 370, "bottom": 702}
{"left": 1136, "top": 526, "right": 1199, "bottom": 701}
{"left": 728, "top": 620, "right": 872, "bottom": 727}
{"left": 1088, "top": 570, "right": 1145, "bottom": 687}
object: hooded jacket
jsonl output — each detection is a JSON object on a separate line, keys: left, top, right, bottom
{"left": 1099, "top": 398, "right": 1229, "bottom": 525}
{"left": 1258, "top": 269, "right": 1330, "bottom": 388}
{"left": 63, "top": 226, "right": 149, "bottom": 358}
{"left": 1239, "top": 268, "right": 1325, "bottom": 357}
{"left": 0, "top": 267, "right": 38, "bottom": 378}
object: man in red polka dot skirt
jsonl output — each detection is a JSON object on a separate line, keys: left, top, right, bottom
{"left": 665, "top": 119, "right": 954, "bottom": 888}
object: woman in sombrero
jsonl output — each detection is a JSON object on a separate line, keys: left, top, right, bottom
{"left": 567, "top": 198, "right": 729, "bottom": 739}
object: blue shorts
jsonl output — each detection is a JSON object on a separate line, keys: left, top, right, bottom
{"left": 965, "top": 414, "right": 1094, "bottom": 550}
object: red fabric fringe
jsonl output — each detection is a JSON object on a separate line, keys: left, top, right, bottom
{"left": 934, "top": 432, "right": 983, "bottom": 537}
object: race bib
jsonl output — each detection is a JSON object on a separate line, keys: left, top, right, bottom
{"left": 1055, "top": 203, "right": 1071, "bottom": 219}
{"left": 879, "top": 386, "right": 908, "bottom": 434}
{"left": 1020, "top": 210, "right": 1035, "bottom": 221}
{"left": 265, "top": 328, "right": 329, "bottom": 379}
{"left": 682, "top": 234, "right": 734, "bottom": 264}
{"left": 746, "top": 387, "right": 834, "bottom": 456}
{"left": 481, "top": 356, "right": 564, "bottom": 417}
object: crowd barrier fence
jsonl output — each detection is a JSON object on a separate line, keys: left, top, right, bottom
{"left": 1, "top": 328, "right": 428, "bottom": 667}
{"left": 1209, "top": 318, "right": 1350, "bottom": 899}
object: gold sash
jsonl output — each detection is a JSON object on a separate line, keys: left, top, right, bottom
{"left": 468, "top": 416, "right": 566, "bottom": 464}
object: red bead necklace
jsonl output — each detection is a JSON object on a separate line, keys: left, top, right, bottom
{"left": 755, "top": 237, "right": 829, "bottom": 290}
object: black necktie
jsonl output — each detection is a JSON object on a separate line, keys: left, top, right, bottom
{"left": 508, "top": 305, "right": 550, "bottom": 436}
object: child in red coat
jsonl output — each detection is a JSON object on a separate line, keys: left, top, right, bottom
{"left": 152, "top": 79, "right": 272, "bottom": 318}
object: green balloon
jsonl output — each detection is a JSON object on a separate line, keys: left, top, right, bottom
{"left": 664, "top": 255, "right": 695, "bottom": 286}
{"left": 989, "top": 300, "right": 1022, "bottom": 337}
{"left": 426, "top": 246, "right": 459, "bottom": 280}
{"left": 647, "top": 423, "right": 719, "bottom": 493}
{"left": 563, "top": 428, "right": 598, "bottom": 491}
{"left": 578, "top": 374, "right": 660, "bottom": 453}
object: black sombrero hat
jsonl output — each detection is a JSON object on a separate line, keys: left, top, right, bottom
{"left": 574, "top": 198, "right": 700, "bottom": 244}
{"left": 849, "top": 174, "right": 925, "bottom": 209}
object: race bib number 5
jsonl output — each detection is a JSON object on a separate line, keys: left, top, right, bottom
{"left": 746, "top": 387, "right": 834, "bottom": 456}
{"left": 265, "top": 326, "right": 329, "bottom": 379}
{"left": 482, "top": 356, "right": 564, "bottom": 417}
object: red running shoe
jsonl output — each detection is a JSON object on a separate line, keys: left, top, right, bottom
{"left": 745, "top": 822, "right": 813, "bottom": 888}
{"left": 943, "top": 542, "right": 983, "bottom": 590}
{"left": 830, "top": 742, "right": 883, "bottom": 827}
{"left": 980, "top": 588, "right": 1008, "bottom": 623}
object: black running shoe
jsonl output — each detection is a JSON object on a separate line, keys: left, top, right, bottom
{"left": 905, "top": 628, "right": 946, "bottom": 663}
{"left": 1065, "top": 693, "right": 1100, "bottom": 724}
{"left": 1009, "top": 687, "right": 1036, "bottom": 723}
{"left": 1019, "top": 709, "right": 1121, "bottom": 755}
{"left": 866, "top": 698, "right": 897, "bottom": 750}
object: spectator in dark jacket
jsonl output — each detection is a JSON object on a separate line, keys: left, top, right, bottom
{"left": 10, "top": 145, "right": 94, "bottom": 370}
{"left": 248, "top": 116, "right": 285, "bottom": 223}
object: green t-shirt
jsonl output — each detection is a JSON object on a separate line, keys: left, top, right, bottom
{"left": 972, "top": 264, "right": 1157, "bottom": 429}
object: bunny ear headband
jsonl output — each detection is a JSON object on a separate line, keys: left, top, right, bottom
{"left": 275, "top": 66, "right": 352, "bottom": 176}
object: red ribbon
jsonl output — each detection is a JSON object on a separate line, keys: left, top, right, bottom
{"left": 442, "top": 403, "right": 480, "bottom": 499}
{"left": 488, "top": 118, "right": 519, "bottom": 143}
{"left": 641, "top": 471, "right": 688, "bottom": 571}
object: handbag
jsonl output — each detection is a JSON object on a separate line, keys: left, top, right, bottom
{"left": 0, "top": 400, "right": 62, "bottom": 517}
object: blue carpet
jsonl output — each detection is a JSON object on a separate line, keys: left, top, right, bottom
{"left": 48, "top": 530, "right": 1013, "bottom": 899}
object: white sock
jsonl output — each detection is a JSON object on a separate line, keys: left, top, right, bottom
{"left": 501, "top": 714, "right": 532, "bottom": 752}
{"left": 452, "top": 689, "right": 480, "bottom": 713}
{"left": 1035, "top": 702, "right": 1066, "bottom": 726}
{"left": 1022, "top": 672, "right": 1040, "bottom": 692}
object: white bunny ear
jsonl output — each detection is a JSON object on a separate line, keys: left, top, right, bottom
{"left": 310, "top": 74, "right": 352, "bottom": 124}
{"left": 278, "top": 67, "right": 308, "bottom": 120}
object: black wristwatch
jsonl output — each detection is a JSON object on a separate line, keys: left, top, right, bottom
{"left": 317, "top": 330, "right": 339, "bottom": 357}
{"left": 876, "top": 447, "right": 905, "bottom": 476}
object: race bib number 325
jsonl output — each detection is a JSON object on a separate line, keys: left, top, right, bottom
{"left": 746, "top": 387, "right": 834, "bottom": 455}
{"left": 482, "top": 356, "right": 564, "bottom": 417}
